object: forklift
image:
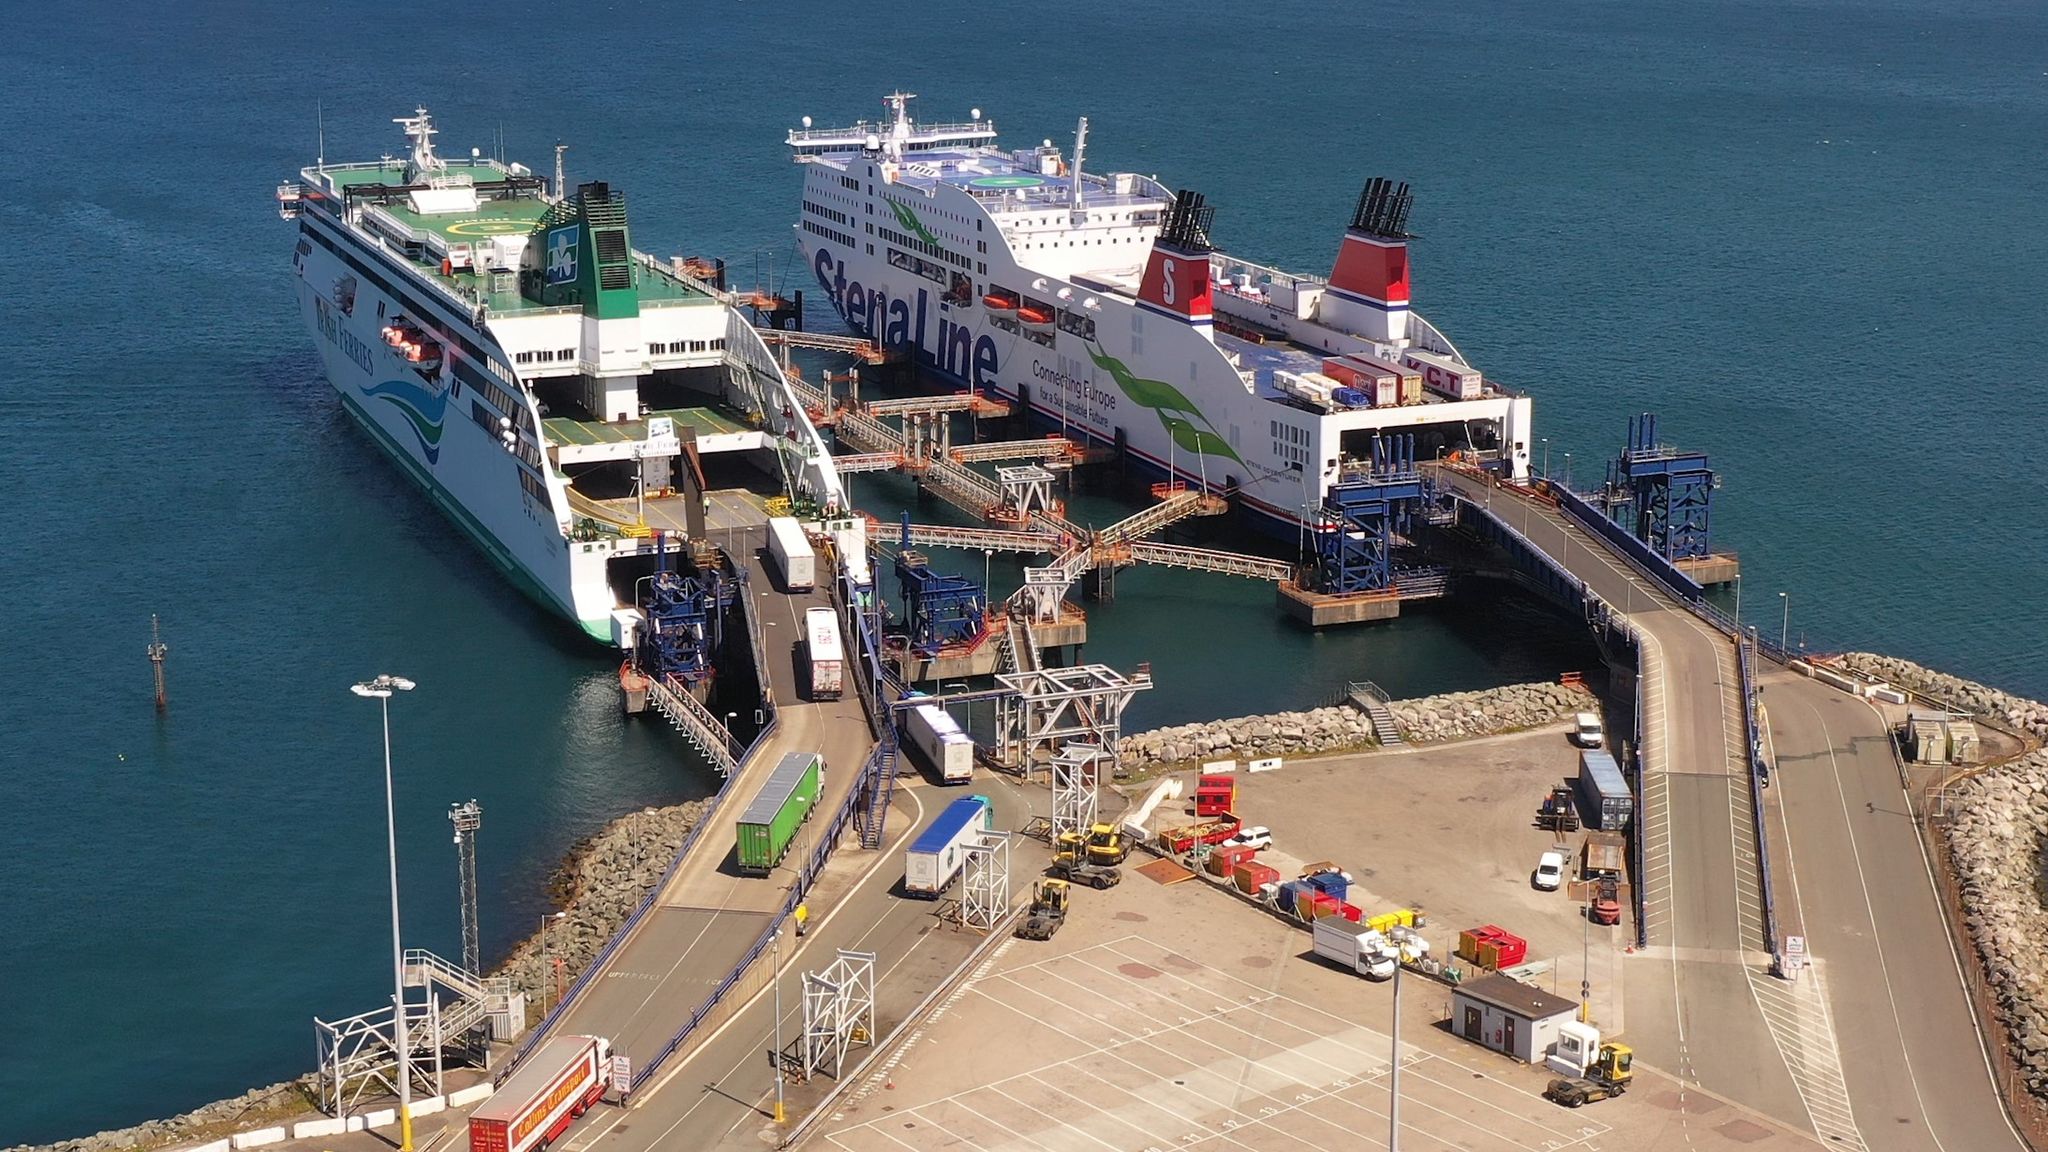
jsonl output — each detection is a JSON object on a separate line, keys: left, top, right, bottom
{"left": 1544, "top": 1043, "right": 1633, "bottom": 1107}
{"left": 1536, "top": 785, "right": 1580, "bottom": 833}
{"left": 1015, "top": 878, "right": 1070, "bottom": 941}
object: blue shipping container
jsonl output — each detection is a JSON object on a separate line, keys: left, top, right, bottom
{"left": 1306, "top": 873, "right": 1349, "bottom": 903}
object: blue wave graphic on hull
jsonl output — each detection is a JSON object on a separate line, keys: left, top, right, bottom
{"left": 363, "top": 379, "right": 449, "bottom": 464}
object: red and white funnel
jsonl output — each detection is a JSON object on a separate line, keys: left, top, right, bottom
{"left": 1136, "top": 189, "right": 1217, "bottom": 340}
{"left": 1321, "top": 178, "right": 1415, "bottom": 343}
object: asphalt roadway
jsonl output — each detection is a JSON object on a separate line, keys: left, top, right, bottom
{"left": 545, "top": 506, "right": 874, "bottom": 1071}
{"left": 1763, "top": 669, "right": 2026, "bottom": 1151}
{"left": 1438, "top": 471, "right": 1800, "bottom": 1122}
{"left": 560, "top": 775, "right": 1041, "bottom": 1152}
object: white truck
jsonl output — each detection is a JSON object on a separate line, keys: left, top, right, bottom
{"left": 804, "top": 606, "right": 844, "bottom": 700}
{"left": 767, "top": 516, "right": 815, "bottom": 591}
{"left": 1312, "top": 917, "right": 1398, "bottom": 981}
{"left": 905, "top": 702, "right": 975, "bottom": 783}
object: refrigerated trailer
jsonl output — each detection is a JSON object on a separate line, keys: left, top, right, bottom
{"left": 768, "top": 516, "right": 815, "bottom": 591}
{"left": 905, "top": 703, "right": 974, "bottom": 783}
{"left": 805, "top": 607, "right": 844, "bottom": 701}
{"left": 904, "top": 795, "right": 994, "bottom": 896}
{"left": 468, "top": 1035, "right": 612, "bottom": 1152}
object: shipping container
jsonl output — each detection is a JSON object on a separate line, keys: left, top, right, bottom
{"left": 1400, "top": 349, "right": 1484, "bottom": 401}
{"left": 804, "top": 607, "right": 844, "bottom": 701}
{"left": 1330, "top": 386, "right": 1372, "bottom": 410}
{"left": 1233, "top": 861, "right": 1281, "bottom": 895}
{"left": 468, "top": 1035, "right": 611, "bottom": 1152}
{"left": 903, "top": 795, "right": 995, "bottom": 897}
{"left": 1195, "top": 773, "right": 1238, "bottom": 817}
{"left": 1304, "top": 872, "right": 1349, "bottom": 903}
{"left": 734, "top": 752, "right": 824, "bottom": 875}
{"left": 904, "top": 703, "right": 974, "bottom": 783}
{"left": 1575, "top": 749, "right": 1632, "bottom": 831}
{"left": 1312, "top": 918, "right": 1397, "bottom": 980}
{"left": 1321, "top": 356, "right": 1399, "bottom": 407}
{"left": 767, "top": 516, "right": 816, "bottom": 591}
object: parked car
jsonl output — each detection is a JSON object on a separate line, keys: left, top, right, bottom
{"left": 1534, "top": 850, "right": 1567, "bottom": 891}
{"left": 1221, "top": 825, "right": 1273, "bottom": 851}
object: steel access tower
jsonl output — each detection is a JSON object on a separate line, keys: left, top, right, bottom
{"left": 959, "top": 830, "right": 1011, "bottom": 932}
{"left": 800, "top": 949, "right": 876, "bottom": 1080}
{"left": 994, "top": 663, "right": 1153, "bottom": 776}
{"left": 1316, "top": 435, "right": 1426, "bottom": 594}
{"left": 1049, "top": 744, "right": 1106, "bottom": 847}
{"left": 1596, "top": 412, "right": 1719, "bottom": 561}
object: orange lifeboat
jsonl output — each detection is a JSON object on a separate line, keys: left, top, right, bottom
{"left": 1017, "top": 304, "right": 1055, "bottom": 326}
{"left": 984, "top": 292, "right": 1019, "bottom": 310}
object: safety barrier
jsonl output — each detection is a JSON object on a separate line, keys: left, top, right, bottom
{"left": 1544, "top": 481, "right": 1704, "bottom": 602}
{"left": 1736, "top": 635, "right": 1781, "bottom": 969}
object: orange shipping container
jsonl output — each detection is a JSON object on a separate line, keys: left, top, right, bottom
{"left": 1233, "top": 862, "right": 1281, "bottom": 895}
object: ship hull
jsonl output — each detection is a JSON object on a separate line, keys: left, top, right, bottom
{"left": 293, "top": 223, "right": 613, "bottom": 642}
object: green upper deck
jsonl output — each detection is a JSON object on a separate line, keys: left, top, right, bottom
{"left": 304, "top": 125, "right": 715, "bottom": 319}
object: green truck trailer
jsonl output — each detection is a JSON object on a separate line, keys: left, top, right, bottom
{"left": 734, "top": 752, "right": 824, "bottom": 875}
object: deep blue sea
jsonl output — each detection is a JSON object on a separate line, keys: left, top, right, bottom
{"left": 5, "top": 0, "right": 2045, "bottom": 1142}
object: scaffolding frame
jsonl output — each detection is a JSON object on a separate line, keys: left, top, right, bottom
{"left": 997, "top": 464, "right": 1058, "bottom": 520}
{"left": 313, "top": 948, "right": 516, "bottom": 1116}
{"left": 994, "top": 663, "right": 1153, "bottom": 775}
{"left": 959, "top": 831, "right": 1012, "bottom": 932}
{"left": 1050, "top": 745, "right": 1105, "bottom": 846}
{"left": 801, "top": 950, "right": 877, "bottom": 1080}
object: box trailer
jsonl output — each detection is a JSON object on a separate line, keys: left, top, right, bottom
{"left": 1575, "top": 749, "right": 1632, "bottom": 831}
{"left": 804, "top": 606, "right": 844, "bottom": 701}
{"left": 1312, "top": 917, "right": 1398, "bottom": 980}
{"left": 468, "top": 1035, "right": 611, "bottom": 1152}
{"left": 905, "top": 702, "right": 974, "bottom": 783}
{"left": 904, "top": 795, "right": 995, "bottom": 897}
{"left": 735, "top": 752, "right": 824, "bottom": 875}
{"left": 1401, "top": 349, "right": 1484, "bottom": 401}
{"left": 767, "top": 516, "right": 816, "bottom": 591}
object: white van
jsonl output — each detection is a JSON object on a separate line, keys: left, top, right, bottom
{"left": 1573, "top": 711, "right": 1605, "bottom": 748}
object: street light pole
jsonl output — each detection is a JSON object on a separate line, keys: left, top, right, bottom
{"left": 983, "top": 549, "right": 994, "bottom": 605}
{"left": 1733, "top": 574, "right": 1742, "bottom": 629}
{"left": 1540, "top": 437, "right": 1549, "bottom": 480}
{"left": 1779, "top": 591, "right": 1790, "bottom": 652}
{"left": 351, "top": 674, "right": 417, "bottom": 1152}
{"left": 539, "top": 911, "right": 566, "bottom": 1014}
{"left": 771, "top": 926, "right": 786, "bottom": 1124}
{"left": 1388, "top": 961, "right": 1403, "bottom": 1152}
{"left": 1563, "top": 452, "right": 1572, "bottom": 491}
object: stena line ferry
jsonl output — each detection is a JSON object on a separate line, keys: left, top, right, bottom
{"left": 789, "top": 93, "right": 1534, "bottom": 537}
{"left": 283, "top": 108, "right": 844, "bottom": 647}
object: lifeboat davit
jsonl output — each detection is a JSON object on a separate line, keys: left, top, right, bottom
{"left": 1018, "top": 304, "right": 1055, "bottom": 327}
{"left": 983, "top": 291, "right": 1019, "bottom": 310}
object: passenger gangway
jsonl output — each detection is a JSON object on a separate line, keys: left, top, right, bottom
{"left": 754, "top": 328, "right": 887, "bottom": 362}
{"left": 1097, "top": 485, "right": 1228, "bottom": 545}
{"left": 1124, "top": 541, "right": 1295, "bottom": 582}
{"left": 948, "top": 437, "right": 1084, "bottom": 465}
{"left": 891, "top": 521, "right": 1063, "bottom": 555}
{"left": 833, "top": 452, "right": 905, "bottom": 474}
{"left": 864, "top": 393, "right": 1010, "bottom": 419}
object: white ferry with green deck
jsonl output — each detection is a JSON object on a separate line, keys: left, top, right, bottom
{"left": 282, "top": 109, "right": 845, "bottom": 646}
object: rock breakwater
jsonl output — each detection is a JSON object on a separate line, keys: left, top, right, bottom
{"left": 1834, "top": 652, "right": 2048, "bottom": 743}
{"left": 1940, "top": 748, "right": 2048, "bottom": 1095}
{"left": 1116, "top": 680, "right": 1590, "bottom": 771}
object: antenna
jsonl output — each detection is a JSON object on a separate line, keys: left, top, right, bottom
{"left": 147, "top": 615, "right": 168, "bottom": 711}
{"left": 316, "top": 102, "right": 324, "bottom": 171}
{"left": 449, "top": 800, "right": 482, "bottom": 978}
{"left": 553, "top": 142, "right": 568, "bottom": 201}
{"left": 1068, "top": 116, "right": 1090, "bottom": 216}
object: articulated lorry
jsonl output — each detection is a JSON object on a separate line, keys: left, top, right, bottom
{"left": 468, "top": 1035, "right": 611, "bottom": 1152}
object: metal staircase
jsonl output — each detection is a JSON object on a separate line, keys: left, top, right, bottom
{"left": 1098, "top": 487, "right": 1221, "bottom": 544}
{"left": 855, "top": 739, "right": 900, "bottom": 849}
{"left": 647, "top": 673, "right": 740, "bottom": 775}
{"left": 1345, "top": 680, "right": 1406, "bottom": 747}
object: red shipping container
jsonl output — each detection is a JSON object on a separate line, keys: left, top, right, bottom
{"left": 1195, "top": 774, "right": 1237, "bottom": 817}
{"left": 1340, "top": 902, "right": 1364, "bottom": 922}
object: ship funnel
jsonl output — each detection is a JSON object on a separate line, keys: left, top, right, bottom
{"left": 1135, "top": 189, "right": 1217, "bottom": 339}
{"left": 1319, "top": 177, "right": 1416, "bottom": 343}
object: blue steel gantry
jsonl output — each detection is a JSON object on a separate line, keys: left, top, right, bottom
{"left": 894, "top": 517, "right": 988, "bottom": 654}
{"left": 1315, "top": 434, "right": 1427, "bottom": 595}
{"left": 1597, "top": 412, "right": 1719, "bottom": 562}
{"left": 637, "top": 535, "right": 737, "bottom": 684}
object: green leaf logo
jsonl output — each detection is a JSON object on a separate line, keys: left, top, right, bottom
{"left": 886, "top": 197, "right": 941, "bottom": 247}
{"left": 1085, "top": 343, "right": 1243, "bottom": 466}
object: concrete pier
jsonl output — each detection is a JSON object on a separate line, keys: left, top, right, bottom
{"left": 1275, "top": 581, "right": 1403, "bottom": 625}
